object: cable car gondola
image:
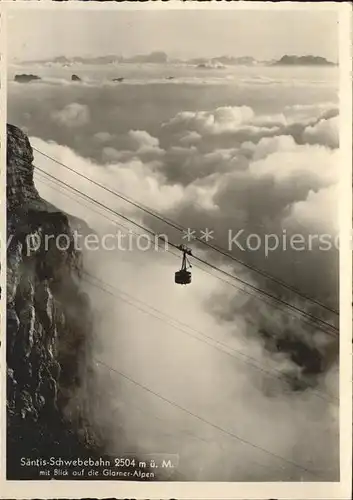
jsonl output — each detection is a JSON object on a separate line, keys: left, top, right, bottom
{"left": 175, "top": 245, "right": 192, "bottom": 285}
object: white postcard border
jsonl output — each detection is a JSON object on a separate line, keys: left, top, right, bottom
{"left": 0, "top": 2, "right": 351, "bottom": 499}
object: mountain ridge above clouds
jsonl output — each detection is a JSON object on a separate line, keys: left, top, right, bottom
{"left": 16, "top": 52, "right": 337, "bottom": 67}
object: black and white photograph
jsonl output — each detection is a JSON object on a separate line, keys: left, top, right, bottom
{"left": 1, "top": 2, "right": 352, "bottom": 499}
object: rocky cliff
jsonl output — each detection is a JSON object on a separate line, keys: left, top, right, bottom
{"left": 6, "top": 124, "right": 102, "bottom": 479}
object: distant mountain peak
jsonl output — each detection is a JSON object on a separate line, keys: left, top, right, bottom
{"left": 17, "top": 52, "right": 337, "bottom": 68}
{"left": 273, "top": 55, "right": 336, "bottom": 66}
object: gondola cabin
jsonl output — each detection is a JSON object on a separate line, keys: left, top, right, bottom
{"left": 175, "top": 244, "right": 192, "bottom": 285}
{"left": 175, "top": 269, "right": 192, "bottom": 285}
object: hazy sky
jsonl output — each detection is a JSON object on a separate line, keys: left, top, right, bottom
{"left": 8, "top": 9, "right": 338, "bottom": 62}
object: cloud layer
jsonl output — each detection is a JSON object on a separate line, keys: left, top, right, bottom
{"left": 31, "top": 98, "right": 340, "bottom": 375}
{"left": 51, "top": 102, "right": 90, "bottom": 128}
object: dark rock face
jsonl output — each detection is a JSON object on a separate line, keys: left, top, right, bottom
{"left": 71, "top": 74, "right": 81, "bottom": 82}
{"left": 14, "top": 74, "right": 41, "bottom": 83}
{"left": 6, "top": 124, "right": 101, "bottom": 479}
{"left": 274, "top": 55, "right": 335, "bottom": 66}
